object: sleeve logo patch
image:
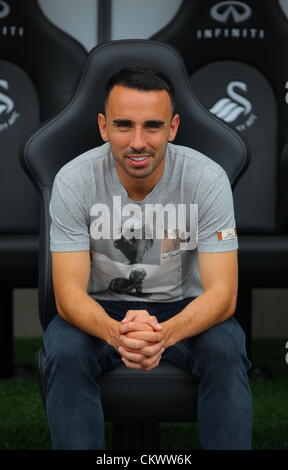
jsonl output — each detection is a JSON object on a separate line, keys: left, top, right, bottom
{"left": 217, "top": 227, "right": 237, "bottom": 241}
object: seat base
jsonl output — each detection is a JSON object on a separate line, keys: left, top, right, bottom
{"left": 34, "top": 346, "right": 198, "bottom": 449}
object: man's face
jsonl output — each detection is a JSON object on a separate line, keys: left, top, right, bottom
{"left": 98, "top": 85, "right": 180, "bottom": 181}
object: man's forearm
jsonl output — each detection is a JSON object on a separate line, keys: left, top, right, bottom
{"left": 161, "top": 287, "right": 236, "bottom": 348}
{"left": 57, "top": 289, "right": 120, "bottom": 345}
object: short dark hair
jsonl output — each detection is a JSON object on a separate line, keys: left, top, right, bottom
{"left": 104, "top": 66, "right": 176, "bottom": 114}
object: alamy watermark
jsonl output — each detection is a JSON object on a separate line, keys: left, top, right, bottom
{"left": 89, "top": 196, "right": 198, "bottom": 250}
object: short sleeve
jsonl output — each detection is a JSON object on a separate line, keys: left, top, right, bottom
{"left": 197, "top": 170, "right": 238, "bottom": 252}
{"left": 49, "top": 175, "right": 90, "bottom": 252}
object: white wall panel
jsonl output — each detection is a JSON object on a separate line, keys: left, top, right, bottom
{"left": 38, "top": 0, "right": 97, "bottom": 51}
{"left": 111, "top": 0, "right": 183, "bottom": 40}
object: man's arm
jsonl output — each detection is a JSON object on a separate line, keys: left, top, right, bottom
{"left": 51, "top": 250, "right": 124, "bottom": 346}
{"left": 160, "top": 249, "right": 238, "bottom": 349}
{"left": 51, "top": 251, "right": 162, "bottom": 356}
{"left": 49, "top": 175, "right": 162, "bottom": 367}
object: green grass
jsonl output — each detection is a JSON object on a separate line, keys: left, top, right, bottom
{"left": 0, "top": 337, "right": 287, "bottom": 450}
{"left": 249, "top": 338, "right": 288, "bottom": 450}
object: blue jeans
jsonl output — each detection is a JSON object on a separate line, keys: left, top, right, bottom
{"left": 43, "top": 297, "right": 253, "bottom": 450}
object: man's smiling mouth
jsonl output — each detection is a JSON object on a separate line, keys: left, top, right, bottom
{"left": 127, "top": 155, "right": 151, "bottom": 166}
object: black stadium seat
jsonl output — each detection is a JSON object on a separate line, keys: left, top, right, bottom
{"left": 0, "top": 0, "right": 87, "bottom": 377}
{"left": 21, "top": 39, "right": 249, "bottom": 449}
{"left": 151, "top": 0, "right": 288, "bottom": 363}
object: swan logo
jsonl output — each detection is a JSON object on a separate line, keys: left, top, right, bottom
{"left": 209, "top": 81, "right": 257, "bottom": 132}
{"left": 210, "top": 1, "right": 251, "bottom": 23}
{"left": 0, "top": 79, "right": 20, "bottom": 132}
{"left": 285, "top": 81, "right": 288, "bottom": 104}
{"left": 0, "top": 1, "right": 10, "bottom": 19}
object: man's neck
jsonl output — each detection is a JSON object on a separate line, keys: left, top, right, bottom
{"left": 115, "top": 161, "right": 165, "bottom": 201}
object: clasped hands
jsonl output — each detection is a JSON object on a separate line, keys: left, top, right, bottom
{"left": 117, "top": 310, "right": 165, "bottom": 372}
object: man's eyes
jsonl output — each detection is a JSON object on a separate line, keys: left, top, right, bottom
{"left": 114, "top": 122, "right": 164, "bottom": 129}
{"left": 115, "top": 122, "right": 131, "bottom": 128}
{"left": 145, "top": 123, "right": 163, "bottom": 129}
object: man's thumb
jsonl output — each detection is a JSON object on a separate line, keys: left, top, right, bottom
{"left": 121, "top": 312, "right": 133, "bottom": 323}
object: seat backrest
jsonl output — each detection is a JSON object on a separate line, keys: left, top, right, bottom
{"left": 21, "top": 39, "right": 249, "bottom": 329}
{"left": 0, "top": 0, "right": 87, "bottom": 235}
{"left": 151, "top": 0, "right": 288, "bottom": 234}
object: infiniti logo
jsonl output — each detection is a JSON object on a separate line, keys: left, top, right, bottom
{"left": 0, "top": 0, "right": 10, "bottom": 19}
{"left": 210, "top": 1, "right": 252, "bottom": 23}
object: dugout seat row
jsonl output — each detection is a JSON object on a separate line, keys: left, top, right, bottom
{"left": 151, "top": 0, "right": 288, "bottom": 362}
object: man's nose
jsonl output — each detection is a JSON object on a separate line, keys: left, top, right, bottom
{"left": 130, "top": 128, "right": 146, "bottom": 150}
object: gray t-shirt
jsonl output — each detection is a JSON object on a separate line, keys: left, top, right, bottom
{"left": 49, "top": 142, "right": 238, "bottom": 302}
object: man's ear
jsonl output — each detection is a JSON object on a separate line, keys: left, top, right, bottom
{"left": 98, "top": 113, "right": 109, "bottom": 142}
{"left": 168, "top": 113, "right": 180, "bottom": 142}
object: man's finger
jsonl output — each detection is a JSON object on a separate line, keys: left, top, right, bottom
{"left": 124, "top": 330, "right": 163, "bottom": 343}
{"left": 141, "top": 351, "right": 163, "bottom": 371}
{"left": 146, "top": 316, "right": 163, "bottom": 330}
{"left": 121, "top": 309, "right": 148, "bottom": 323}
{"left": 140, "top": 342, "right": 165, "bottom": 357}
{"left": 119, "top": 346, "right": 145, "bottom": 363}
{"left": 121, "top": 340, "right": 164, "bottom": 356}
{"left": 121, "top": 310, "right": 162, "bottom": 330}
{"left": 121, "top": 356, "right": 143, "bottom": 370}
{"left": 119, "top": 321, "right": 154, "bottom": 334}
{"left": 121, "top": 309, "right": 142, "bottom": 323}
{"left": 119, "top": 333, "right": 162, "bottom": 350}
{"left": 119, "top": 335, "right": 149, "bottom": 350}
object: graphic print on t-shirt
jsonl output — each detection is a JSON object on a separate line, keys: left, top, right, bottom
{"left": 89, "top": 196, "right": 198, "bottom": 299}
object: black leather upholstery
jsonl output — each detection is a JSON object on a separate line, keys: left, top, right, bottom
{"left": 0, "top": 0, "right": 87, "bottom": 377}
{"left": 0, "top": 0, "right": 87, "bottom": 120}
{"left": 191, "top": 61, "right": 277, "bottom": 234}
{"left": 151, "top": 0, "right": 288, "bottom": 359}
{"left": 22, "top": 39, "right": 249, "bottom": 449}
